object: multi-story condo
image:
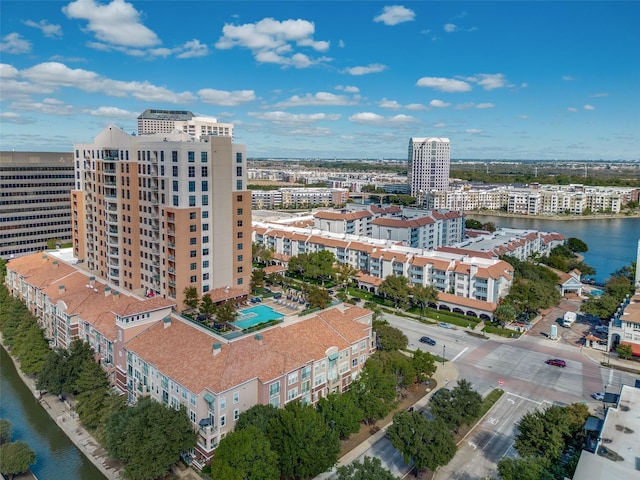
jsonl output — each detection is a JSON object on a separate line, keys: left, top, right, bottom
{"left": 137, "top": 109, "right": 233, "bottom": 139}
{"left": 5, "top": 251, "right": 376, "bottom": 468}
{"left": 71, "top": 125, "right": 251, "bottom": 308}
{"left": 0, "top": 151, "right": 75, "bottom": 259}
{"left": 252, "top": 187, "right": 348, "bottom": 209}
{"left": 408, "top": 137, "right": 451, "bottom": 199}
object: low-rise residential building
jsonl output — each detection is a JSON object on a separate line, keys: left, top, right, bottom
{"left": 608, "top": 290, "right": 640, "bottom": 357}
{"left": 5, "top": 250, "right": 375, "bottom": 468}
{"left": 251, "top": 188, "right": 348, "bottom": 209}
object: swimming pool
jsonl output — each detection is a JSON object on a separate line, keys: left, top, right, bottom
{"left": 234, "top": 305, "right": 284, "bottom": 330}
{"left": 589, "top": 289, "right": 604, "bottom": 297}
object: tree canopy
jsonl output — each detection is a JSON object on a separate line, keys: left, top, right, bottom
{"left": 335, "top": 456, "right": 400, "bottom": 480}
{"left": 387, "top": 412, "right": 457, "bottom": 473}
{"left": 0, "top": 441, "right": 36, "bottom": 479}
{"left": 210, "top": 427, "right": 279, "bottom": 480}
{"left": 104, "top": 397, "right": 197, "bottom": 480}
{"left": 316, "top": 392, "right": 364, "bottom": 439}
{"left": 350, "top": 361, "right": 398, "bottom": 424}
{"left": 378, "top": 276, "right": 410, "bottom": 308}
{"left": 374, "top": 323, "right": 408, "bottom": 351}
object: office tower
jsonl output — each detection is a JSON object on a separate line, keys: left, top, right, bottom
{"left": 407, "top": 137, "right": 451, "bottom": 200}
{"left": 0, "top": 151, "right": 74, "bottom": 258}
{"left": 71, "top": 125, "right": 251, "bottom": 308}
{"left": 137, "top": 109, "right": 233, "bottom": 139}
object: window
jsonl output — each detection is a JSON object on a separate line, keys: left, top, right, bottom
{"left": 288, "top": 371, "right": 298, "bottom": 385}
{"left": 190, "top": 237, "right": 197, "bottom": 245}
{"left": 201, "top": 166, "right": 208, "bottom": 177}
{"left": 203, "top": 248, "right": 209, "bottom": 255}
{"left": 236, "top": 180, "right": 243, "bottom": 190}
{"left": 237, "top": 232, "right": 243, "bottom": 239}
{"left": 237, "top": 266, "right": 243, "bottom": 273}
{"left": 203, "top": 236, "right": 209, "bottom": 243}
{"left": 203, "top": 223, "right": 209, "bottom": 231}
{"left": 236, "top": 166, "right": 243, "bottom": 176}
{"left": 220, "top": 397, "right": 226, "bottom": 410}
{"left": 190, "top": 250, "right": 196, "bottom": 257}
{"left": 172, "top": 195, "right": 179, "bottom": 207}
{"left": 236, "top": 195, "right": 243, "bottom": 202}
{"left": 203, "top": 261, "right": 209, "bottom": 268}
{"left": 237, "top": 243, "right": 243, "bottom": 250}
{"left": 201, "top": 152, "right": 208, "bottom": 163}
{"left": 233, "top": 392, "right": 239, "bottom": 404}
{"left": 220, "top": 415, "right": 226, "bottom": 427}
{"left": 188, "top": 166, "right": 195, "bottom": 178}
{"left": 203, "top": 273, "right": 209, "bottom": 280}
{"left": 202, "top": 211, "right": 208, "bottom": 219}
{"left": 237, "top": 278, "right": 243, "bottom": 285}
{"left": 237, "top": 220, "right": 243, "bottom": 227}
{"left": 172, "top": 151, "right": 178, "bottom": 162}
{"left": 188, "top": 151, "right": 195, "bottom": 162}
{"left": 189, "top": 212, "right": 197, "bottom": 220}
{"left": 237, "top": 255, "right": 243, "bottom": 262}
{"left": 189, "top": 195, "right": 196, "bottom": 207}
{"left": 188, "top": 181, "right": 196, "bottom": 192}
{"left": 233, "top": 409, "right": 239, "bottom": 421}
{"left": 190, "top": 275, "right": 196, "bottom": 282}
{"left": 202, "top": 195, "right": 208, "bottom": 206}
{"left": 190, "top": 263, "right": 197, "bottom": 271}
{"left": 269, "top": 382, "right": 280, "bottom": 397}
{"left": 236, "top": 152, "right": 243, "bottom": 163}
{"left": 190, "top": 225, "right": 197, "bottom": 232}
{"left": 172, "top": 166, "right": 178, "bottom": 177}
{"left": 201, "top": 180, "right": 208, "bottom": 191}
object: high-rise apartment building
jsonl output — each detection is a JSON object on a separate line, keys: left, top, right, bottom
{"left": 137, "top": 109, "right": 233, "bottom": 139}
{"left": 408, "top": 137, "right": 451, "bottom": 199}
{"left": 0, "top": 151, "right": 75, "bottom": 259}
{"left": 71, "top": 125, "right": 251, "bottom": 308}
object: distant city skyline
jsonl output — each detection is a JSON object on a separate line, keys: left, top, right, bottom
{"left": 1, "top": 1, "right": 639, "bottom": 160}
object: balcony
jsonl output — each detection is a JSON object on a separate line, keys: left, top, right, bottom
{"left": 168, "top": 281, "right": 176, "bottom": 287}
{"left": 168, "top": 242, "right": 175, "bottom": 248}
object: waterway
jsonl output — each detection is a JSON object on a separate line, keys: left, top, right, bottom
{"left": 466, "top": 215, "right": 640, "bottom": 284}
{"left": 0, "top": 346, "right": 106, "bottom": 480}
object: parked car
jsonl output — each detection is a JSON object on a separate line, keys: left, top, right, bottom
{"left": 591, "top": 392, "right": 605, "bottom": 401}
{"left": 545, "top": 358, "right": 567, "bottom": 367}
{"left": 419, "top": 336, "right": 436, "bottom": 346}
{"left": 438, "top": 322, "right": 453, "bottom": 329}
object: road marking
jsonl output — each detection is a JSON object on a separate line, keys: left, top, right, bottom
{"left": 505, "top": 391, "right": 544, "bottom": 405}
{"left": 487, "top": 417, "right": 498, "bottom": 425}
{"left": 608, "top": 368, "right": 614, "bottom": 386}
{"left": 507, "top": 398, "right": 515, "bottom": 405}
{"left": 467, "top": 441, "right": 477, "bottom": 450}
{"left": 451, "top": 347, "right": 468, "bottom": 362}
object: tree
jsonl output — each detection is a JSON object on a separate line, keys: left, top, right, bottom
{"left": 378, "top": 275, "right": 410, "bottom": 308}
{"left": 493, "top": 303, "right": 516, "bottom": 327}
{"left": 449, "top": 379, "right": 483, "bottom": 426}
{"left": 429, "top": 388, "right": 463, "bottom": 431}
{"left": 514, "top": 405, "right": 569, "bottom": 460}
{"left": 335, "top": 456, "right": 400, "bottom": 480}
{"left": 386, "top": 412, "right": 456, "bottom": 473}
{"left": 335, "top": 262, "right": 357, "bottom": 290}
{"left": 305, "top": 284, "right": 331, "bottom": 309}
{"left": 0, "top": 419, "right": 11, "bottom": 445}
{"left": 370, "top": 350, "right": 416, "bottom": 388}
{"left": 412, "top": 285, "right": 439, "bottom": 317}
{"left": 482, "top": 221, "right": 497, "bottom": 233}
{"left": 374, "top": 323, "right": 408, "bottom": 351}
{"left": 0, "top": 441, "right": 36, "bottom": 479}
{"left": 235, "top": 404, "right": 280, "bottom": 434}
{"left": 465, "top": 219, "right": 484, "bottom": 230}
{"left": 267, "top": 401, "right": 340, "bottom": 480}
{"left": 566, "top": 237, "right": 588, "bottom": 253}
{"left": 183, "top": 285, "right": 199, "bottom": 310}
{"left": 497, "top": 456, "right": 553, "bottom": 480}
{"left": 104, "top": 397, "right": 197, "bottom": 480}
{"left": 215, "top": 301, "right": 238, "bottom": 325}
{"left": 198, "top": 293, "right": 216, "bottom": 324}
{"left": 210, "top": 427, "right": 279, "bottom": 480}
{"left": 251, "top": 269, "right": 266, "bottom": 293}
{"left": 350, "top": 361, "right": 398, "bottom": 423}
{"left": 617, "top": 342, "right": 633, "bottom": 360}
{"left": 364, "top": 301, "right": 384, "bottom": 322}
{"left": 412, "top": 349, "right": 436, "bottom": 383}
{"left": 316, "top": 392, "right": 364, "bottom": 439}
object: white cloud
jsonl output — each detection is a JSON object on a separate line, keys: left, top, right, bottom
{"left": 465, "top": 129, "right": 483, "bottom": 134}
{"left": 348, "top": 111, "right": 418, "bottom": 125}
{"left": 466, "top": 73, "right": 509, "bottom": 90}
{"left": 373, "top": 5, "right": 416, "bottom": 26}
{"left": 335, "top": 85, "right": 360, "bottom": 93}
{"left": 454, "top": 102, "right": 475, "bottom": 110}
{"left": 198, "top": 88, "right": 256, "bottom": 106}
{"left": 62, "top": 0, "right": 160, "bottom": 47}
{"left": 562, "top": 75, "right": 575, "bottom": 81}
{"left": 433, "top": 122, "right": 446, "bottom": 128}
{"left": 273, "top": 92, "right": 356, "bottom": 108}
{"left": 567, "top": 107, "right": 578, "bottom": 112}
{"left": 343, "top": 63, "right": 387, "bottom": 75}
{"left": 22, "top": 62, "right": 99, "bottom": 87}
{"left": 176, "top": 40, "right": 209, "bottom": 59}
{"left": 0, "top": 33, "right": 32, "bottom": 54}
{"left": 416, "top": 77, "right": 472, "bottom": 92}
{"left": 444, "top": 23, "right": 457, "bottom": 32}
{"left": 590, "top": 92, "right": 609, "bottom": 98}
{"left": 215, "top": 17, "right": 330, "bottom": 68}
{"left": 24, "top": 20, "right": 63, "bottom": 38}
{"left": 378, "top": 98, "right": 402, "bottom": 109}
{"left": 0, "top": 64, "right": 20, "bottom": 79}
{"left": 429, "top": 99, "right": 451, "bottom": 108}
{"left": 517, "top": 115, "right": 529, "bottom": 119}
{"left": 10, "top": 98, "right": 77, "bottom": 115}
{"left": 476, "top": 103, "right": 494, "bottom": 109}
{"left": 583, "top": 104, "right": 595, "bottom": 110}
{"left": 86, "top": 106, "right": 136, "bottom": 119}
{"left": 338, "top": 39, "right": 345, "bottom": 48}
{"left": 405, "top": 103, "right": 426, "bottom": 110}
{"left": 0, "top": 111, "right": 34, "bottom": 124}
{"left": 249, "top": 111, "right": 340, "bottom": 125}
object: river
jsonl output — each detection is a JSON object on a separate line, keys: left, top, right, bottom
{"left": 466, "top": 215, "right": 640, "bottom": 285}
{"left": 0, "top": 346, "right": 106, "bottom": 480}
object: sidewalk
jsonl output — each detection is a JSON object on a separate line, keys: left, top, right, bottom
{"left": 316, "top": 360, "right": 460, "bottom": 479}
{"left": 580, "top": 345, "right": 640, "bottom": 374}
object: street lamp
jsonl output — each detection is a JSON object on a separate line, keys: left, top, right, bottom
{"left": 442, "top": 345, "right": 446, "bottom": 365}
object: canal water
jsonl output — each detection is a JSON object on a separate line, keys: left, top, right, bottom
{"left": 0, "top": 346, "right": 106, "bottom": 480}
{"left": 466, "top": 215, "right": 640, "bottom": 285}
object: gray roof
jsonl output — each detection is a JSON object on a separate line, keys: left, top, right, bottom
{"left": 138, "top": 109, "right": 194, "bottom": 121}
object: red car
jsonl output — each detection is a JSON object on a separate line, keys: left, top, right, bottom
{"left": 546, "top": 358, "right": 566, "bottom": 367}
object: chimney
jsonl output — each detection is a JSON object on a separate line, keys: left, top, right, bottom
{"left": 254, "top": 333, "right": 263, "bottom": 345}
{"left": 104, "top": 285, "right": 111, "bottom": 297}
{"left": 52, "top": 260, "right": 59, "bottom": 267}
{"left": 212, "top": 343, "right": 222, "bottom": 356}
{"left": 89, "top": 276, "right": 95, "bottom": 287}
{"left": 111, "top": 290, "right": 120, "bottom": 301}
{"left": 58, "top": 284, "right": 65, "bottom": 293}
{"left": 163, "top": 316, "right": 171, "bottom": 329}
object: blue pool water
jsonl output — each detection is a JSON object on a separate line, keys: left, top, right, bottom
{"left": 234, "top": 305, "right": 283, "bottom": 329}
{"left": 590, "top": 289, "right": 604, "bottom": 297}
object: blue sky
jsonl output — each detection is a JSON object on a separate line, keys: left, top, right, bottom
{"left": 1, "top": 1, "right": 639, "bottom": 160}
